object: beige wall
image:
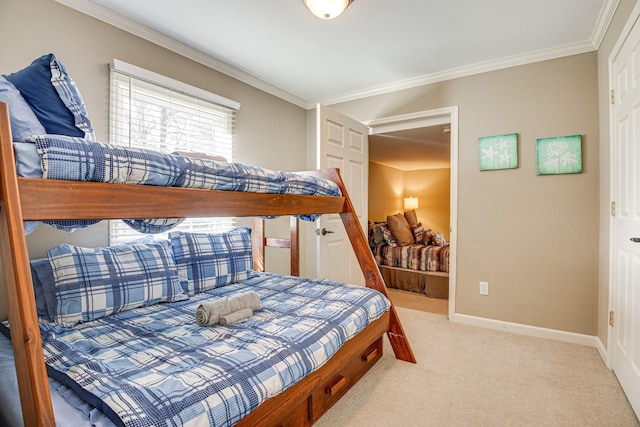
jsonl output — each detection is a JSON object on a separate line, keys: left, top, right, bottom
{"left": 368, "top": 162, "right": 404, "bottom": 221}
{"left": 369, "top": 162, "right": 450, "bottom": 239}
{"left": 334, "top": 53, "right": 600, "bottom": 335}
{"left": 0, "top": 0, "right": 307, "bottom": 319}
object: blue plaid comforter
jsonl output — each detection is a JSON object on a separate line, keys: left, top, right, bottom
{"left": 5, "top": 273, "right": 389, "bottom": 427}
{"left": 25, "top": 135, "right": 342, "bottom": 232}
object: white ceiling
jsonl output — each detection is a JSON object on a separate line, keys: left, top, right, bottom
{"left": 62, "top": 0, "right": 614, "bottom": 108}
{"left": 58, "top": 0, "right": 615, "bottom": 170}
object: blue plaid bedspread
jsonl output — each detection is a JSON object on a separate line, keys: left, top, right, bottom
{"left": 24, "top": 135, "right": 342, "bottom": 232}
{"left": 3, "top": 273, "right": 389, "bottom": 427}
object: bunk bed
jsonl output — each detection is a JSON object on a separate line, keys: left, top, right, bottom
{"left": 0, "top": 101, "right": 415, "bottom": 426}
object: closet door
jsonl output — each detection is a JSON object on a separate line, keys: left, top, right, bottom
{"left": 611, "top": 11, "right": 640, "bottom": 419}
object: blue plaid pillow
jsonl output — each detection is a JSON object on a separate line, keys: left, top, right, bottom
{"left": 47, "top": 241, "right": 186, "bottom": 327}
{"left": 169, "top": 228, "right": 254, "bottom": 295}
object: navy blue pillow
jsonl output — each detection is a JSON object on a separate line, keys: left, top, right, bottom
{"left": 30, "top": 258, "right": 56, "bottom": 321}
{"left": 4, "top": 54, "right": 94, "bottom": 139}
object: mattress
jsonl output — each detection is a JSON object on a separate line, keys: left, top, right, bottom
{"left": 0, "top": 272, "right": 389, "bottom": 427}
{"left": 12, "top": 139, "right": 341, "bottom": 234}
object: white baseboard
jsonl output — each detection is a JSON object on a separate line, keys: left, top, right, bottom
{"left": 449, "top": 312, "right": 602, "bottom": 349}
{"left": 596, "top": 336, "right": 610, "bottom": 368}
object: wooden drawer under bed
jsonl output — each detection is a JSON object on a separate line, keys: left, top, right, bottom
{"left": 276, "top": 338, "right": 383, "bottom": 427}
{"left": 237, "top": 311, "right": 389, "bottom": 427}
{"left": 311, "top": 336, "right": 383, "bottom": 419}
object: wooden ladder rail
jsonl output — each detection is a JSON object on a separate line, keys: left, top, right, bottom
{"left": 253, "top": 217, "right": 300, "bottom": 276}
{"left": 0, "top": 103, "right": 56, "bottom": 425}
{"left": 298, "top": 169, "right": 416, "bottom": 364}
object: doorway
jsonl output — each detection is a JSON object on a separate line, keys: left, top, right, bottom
{"left": 364, "top": 107, "right": 459, "bottom": 317}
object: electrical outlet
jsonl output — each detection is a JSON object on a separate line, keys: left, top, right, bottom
{"left": 479, "top": 281, "right": 489, "bottom": 295}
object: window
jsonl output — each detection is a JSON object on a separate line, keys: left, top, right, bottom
{"left": 108, "top": 60, "right": 240, "bottom": 245}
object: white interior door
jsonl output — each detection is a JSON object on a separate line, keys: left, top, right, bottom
{"left": 316, "top": 104, "right": 368, "bottom": 286}
{"left": 612, "top": 13, "right": 640, "bottom": 419}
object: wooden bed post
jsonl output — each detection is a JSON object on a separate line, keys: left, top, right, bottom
{"left": 252, "top": 217, "right": 300, "bottom": 276}
{"left": 252, "top": 218, "right": 266, "bottom": 273}
{"left": 311, "top": 169, "right": 416, "bottom": 364}
{"left": 0, "top": 103, "right": 55, "bottom": 425}
{"left": 289, "top": 216, "right": 299, "bottom": 277}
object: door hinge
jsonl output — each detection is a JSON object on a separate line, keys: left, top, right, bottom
{"left": 610, "top": 89, "right": 616, "bottom": 105}
{"left": 610, "top": 310, "right": 614, "bottom": 327}
{"left": 611, "top": 201, "right": 616, "bottom": 217}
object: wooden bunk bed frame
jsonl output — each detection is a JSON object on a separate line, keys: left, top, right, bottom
{"left": 0, "top": 102, "right": 415, "bottom": 426}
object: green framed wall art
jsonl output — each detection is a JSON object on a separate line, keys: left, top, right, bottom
{"left": 478, "top": 133, "right": 518, "bottom": 171}
{"left": 536, "top": 135, "right": 582, "bottom": 175}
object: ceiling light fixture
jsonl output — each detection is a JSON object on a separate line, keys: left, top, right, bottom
{"left": 304, "top": 0, "right": 352, "bottom": 19}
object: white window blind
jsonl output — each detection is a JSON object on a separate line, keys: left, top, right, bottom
{"left": 108, "top": 60, "right": 240, "bottom": 245}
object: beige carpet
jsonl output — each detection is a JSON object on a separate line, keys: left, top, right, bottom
{"left": 315, "top": 307, "right": 639, "bottom": 427}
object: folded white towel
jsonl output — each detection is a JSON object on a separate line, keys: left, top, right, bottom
{"left": 219, "top": 308, "right": 253, "bottom": 325}
{"left": 195, "top": 291, "right": 262, "bottom": 326}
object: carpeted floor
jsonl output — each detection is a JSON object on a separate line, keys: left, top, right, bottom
{"left": 315, "top": 307, "right": 639, "bottom": 427}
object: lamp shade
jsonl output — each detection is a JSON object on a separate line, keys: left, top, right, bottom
{"left": 304, "top": 0, "right": 352, "bottom": 19}
{"left": 404, "top": 197, "right": 419, "bottom": 210}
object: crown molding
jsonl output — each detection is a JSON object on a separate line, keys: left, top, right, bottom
{"left": 318, "top": 40, "right": 597, "bottom": 106}
{"left": 318, "top": 0, "right": 619, "bottom": 106}
{"left": 54, "top": 0, "right": 308, "bottom": 109}
{"left": 591, "top": 0, "right": 620, "bottom": 49}
{"left": 57, "top": 0, "right": 618, "bottom": 111}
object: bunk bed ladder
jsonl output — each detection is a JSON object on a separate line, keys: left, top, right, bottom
{"left": 304, "top": 169, "right": 417, "bottom": 364}
{"left": 0, "top": 103, "right": 56, "bottom": 425}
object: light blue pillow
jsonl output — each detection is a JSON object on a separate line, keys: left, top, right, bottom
{"left": 4, "top": 53, "right": 94, "bottom": 140}
{"left": 0, "top": 76, "right": 46, "bottom": 140}
{"left": 12, "top": 142, "right": 43, "bottom": 234}
{"left": 47, "top": 240, "right": 187, "bottom": 327}
{"left": 13, "top": 142, "right": 42, "bottom": 178}
{"left": 169, "top": 227, "right": 254, "bottom": 295}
